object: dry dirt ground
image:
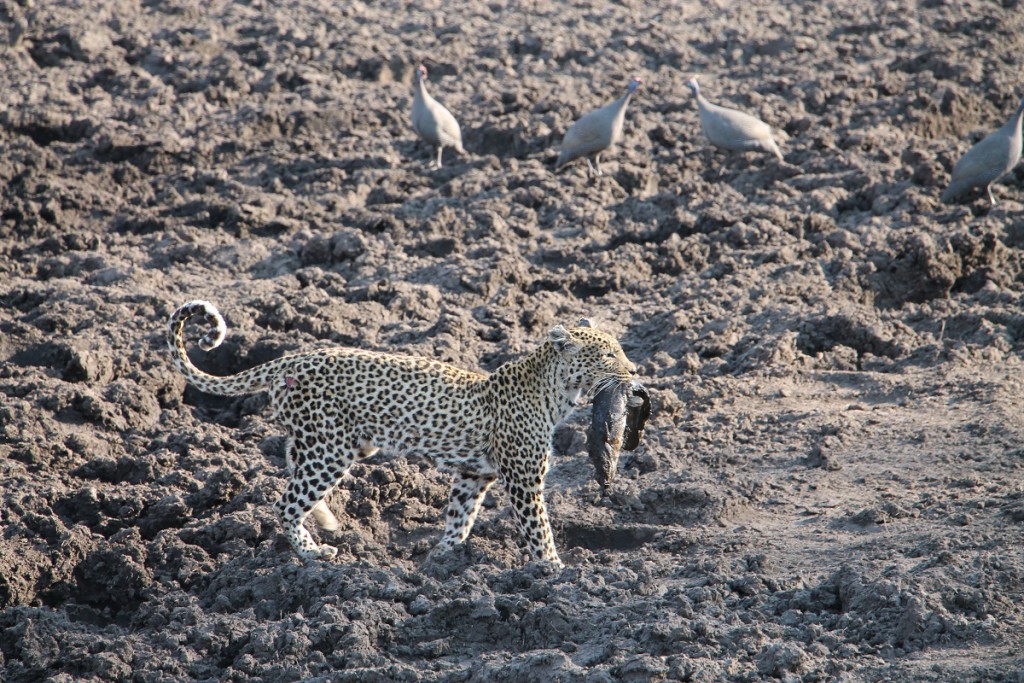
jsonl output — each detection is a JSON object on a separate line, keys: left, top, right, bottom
{"left": 2, "top": 0, "right": 1024, "bottom": 681}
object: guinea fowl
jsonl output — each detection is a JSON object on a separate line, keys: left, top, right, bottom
{"left": 686, "top": 77, "right": 783, "bottom": 162}
{"left": 557, "top": 77, "right": 642, "bottom": 176}
{"left": 941, "top": 96, "right": 1024, "bottom": 206}
{"left": 411, "top": 64, "right": 465, "bottom": 168}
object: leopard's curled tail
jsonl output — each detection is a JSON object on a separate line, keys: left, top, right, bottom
{"left": 167, "top": 300, "right": 276, "bottom": 397}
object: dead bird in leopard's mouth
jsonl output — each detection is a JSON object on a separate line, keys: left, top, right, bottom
{"left": 586, "top": 379, "right": 651, "bottom": 488}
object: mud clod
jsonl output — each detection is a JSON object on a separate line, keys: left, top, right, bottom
{"left": 2, "top": 0, "right": 1024, "bottom": 681}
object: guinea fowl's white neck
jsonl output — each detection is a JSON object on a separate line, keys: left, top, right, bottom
{"left": 1013, "top": 99, "right": 1024, "bottom": 127}
{"left": 415, "top": 76, "right": 428, "bottom": 98}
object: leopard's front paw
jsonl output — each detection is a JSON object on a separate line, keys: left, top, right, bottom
{"left": 543, "top": 557, "right": 565, "bottom": 571}
{"left": 426, "top": 539, "right": 464, "bottom": 562}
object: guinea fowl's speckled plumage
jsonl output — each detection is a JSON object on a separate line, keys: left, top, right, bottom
{"left": 686, "top": 77, "right": 783, "bottom": 161}
{"left": 557, "top": 77, "right": 642, "bottom": 176}
{"left": 941, "top": 97, "right": 1024, "bottom": 206}
{"left": 411, "top": 65, "right": 464, "bottom": 168}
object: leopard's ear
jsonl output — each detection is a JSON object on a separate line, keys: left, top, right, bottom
{"left": 548, "top": 325, "right": 568, "bottom": 345}
{"left": 576, "top": 317, "right": 593, "bottom": 328}
{"left": 548, "top": 325, "right": 581, "bottom": 353}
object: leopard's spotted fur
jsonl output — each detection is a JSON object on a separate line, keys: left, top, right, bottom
{"left": 167, "top": 300, "right": 637, "bottom": 566}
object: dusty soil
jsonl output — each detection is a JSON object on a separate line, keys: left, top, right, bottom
{"left": 3, "top": 0, "right": 1024, "bottom": 680}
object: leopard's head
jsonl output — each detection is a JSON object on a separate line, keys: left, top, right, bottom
{"left": 548, "top": 320, "right": 637, "bottom": 405}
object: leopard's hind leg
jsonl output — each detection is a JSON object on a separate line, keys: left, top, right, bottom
{"left": 310, "top": 501, "right": 340, "bottom": 531}
{"left": 276, "top": 441, "right": 358, "bottom": 560}
{"left": 284, "top": 436, "right": 340, "bottom": 531}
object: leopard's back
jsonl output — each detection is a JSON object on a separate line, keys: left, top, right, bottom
{"left": 271, "top": 348, "right": 493, "bottom": 460}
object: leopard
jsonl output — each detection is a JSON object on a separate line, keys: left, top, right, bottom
{"left": 166, "top": 300, "right": 638, "bottom": 567}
